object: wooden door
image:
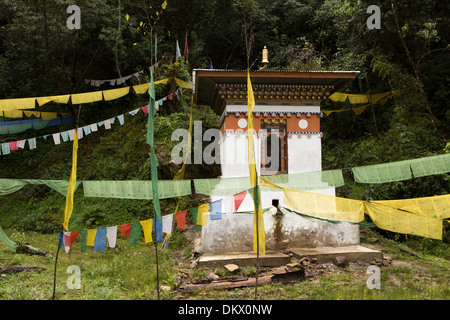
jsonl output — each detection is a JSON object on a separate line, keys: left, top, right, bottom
{"left": 260, "top": 121, "right": 287, "bottom": 175}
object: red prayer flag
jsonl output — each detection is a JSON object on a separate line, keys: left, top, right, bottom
{"left": 141, "top": 105, "right": 148, "bottom": 115}
{"left": 119, "top": 224, "right": 131, "bottom": 238}
{"left": 233, "top": 190, "right": 247, "bottom": 212}
{"left": 176, "top": 210, "right": 188, "bottom": 230}
{"left": 9, "top": 141, "right": 18, "bottom": 151}
{"left": 64, "top": 231, "right": 80, "bottom": 247}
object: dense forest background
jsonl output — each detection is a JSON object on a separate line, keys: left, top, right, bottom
{"left": 0, "top": 0, "right": 448, "bottom": 245}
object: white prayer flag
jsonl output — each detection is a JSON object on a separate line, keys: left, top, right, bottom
{"left": 28, "top": 138, "right": 36, "bottom": 150}
{"left": 162, "top": 214, "right": 174, "bottom": 234}
{"left": 68, "top": 129, "right": 76, "bottom": 141}
{"left": 104, "top": 119, "right": 112, "bottom": 130}
{"left": 64, "top": 232, "right": 71, "bottom": 253}
{"left": 90, "top": 123, "right": 98, "bottom": 132}
{"left": 17, "top": 140, "right": 26, "bottom": 149}
{"left": 106, "top": 226, "right": 118, "bottom": 248}
{"left": 52, "top": 133, "right": 61, "bottom": 145}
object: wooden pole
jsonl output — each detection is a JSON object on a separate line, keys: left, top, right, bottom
{"left": 52, "top": 105, "right": 81, "bottom": 300}
{"left": 255, "top": 198, "right": 259, "bottom": 300}
{"left": 52, "top": 232, "right": 61, "bottom": 300}
{"left": 154, "top": 223, "right": 160, "bottom": 300}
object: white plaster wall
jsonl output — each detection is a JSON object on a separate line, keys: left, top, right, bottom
{"left": 220, "top": 105, "right": 323, "bottom": 177}
{"left": 201, "top": 207, "right": 360, "bottom": 254}
{"left": 220, "top": 133, "right": 261, "bottom": 178}
{"left": 288, "top": 135, "right": 322, "bottom": 173}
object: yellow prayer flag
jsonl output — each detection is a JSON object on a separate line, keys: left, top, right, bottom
{"left": 23, "top": 111, "right": 41, "bottom": 118}
{"left": 372, "top": 194, "right": 450, "bottom": 220}
{"left": 62, "top": 128, "right": 79, "bottom": 231}
{"left": 36, "top": 95, "right": 71, "bottom": 106}
{"left": 347, "top": 94, "right": 369, "bottom": 104}
{"left": 0, "top": 97, "right": 36, "bottom": 111}
{"left": 352, "top": 104, "right": 369, "bottom": 115}
{"left": 328, "top": 92, "right": 390, "bottom": 105}
{"left": 247, "top": 72, "right": 265, "bottom": 256}
{"left": 40, "top": 112, "right": 58, "bottom": 120}
{"left": 86, "top": 229, "right": 97, "bottom": 246}
{"left": 197, "top": 204, "right": 209, "bottom": 226}
{"left": 102, "top": 87, "right": 130, "bottom": 101}
{"left": 133, "top": 83, "right": 150, "bottom": 95}
{"left": 247, "top": 73, "right": 257, "bottom": 187}
{"left": 364, "top": 202, "right": 442, "bottom": 240}
{"left": 328, "top": 92, "right": 348, "bottom": 103}
{"left": 3, "top": 110, "right": 23, "bottom": 118}
{"left": 262, "top": 177, "right": 443, "bottom": 240}
{"left": 133, "top": 78, "right": 171, "bottom": 95}
{"left": 174, "top": 77, "right": 193, "bottom": 89}
{"left": 261, "top": 177, "right": 364, "bottom": 223}
{"left": 71, "top": 91, "right": 103, "bottom": 104}
{"left": 140, "top": 219, "right": 153, "bottom": 243}
{"left": 370, "top": 92, "right": 390, "bottom": 104}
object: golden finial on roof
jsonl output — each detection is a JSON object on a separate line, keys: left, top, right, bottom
{"left": 262, "top": 46, "right": 269, "bottom": 68}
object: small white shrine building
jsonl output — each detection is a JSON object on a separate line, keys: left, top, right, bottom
{"left": 193, "top": 66, "right": 362, "bottom": 254}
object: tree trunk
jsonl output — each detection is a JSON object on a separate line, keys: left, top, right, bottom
{"left": 391, "top": 0, "right": 446, "bottom": 145}
{"left": 114, "top": 0, "right": 123, "bottom": 79}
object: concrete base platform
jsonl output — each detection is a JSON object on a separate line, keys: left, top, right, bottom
{"left": 197, "top": 245, "right": 383, "bottom": 268}
{"left": 289, "top": 245, "right": 383, "bottom": 263}
{"left": 198, "top": 250, "right": 291, "bottom": 268}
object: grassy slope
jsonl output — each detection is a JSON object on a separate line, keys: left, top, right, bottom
{"left": 0, "top": 229, "right": 448, "bottom": 300}
{"left": 0, "top": 96, "right": 448, "bottom": 300}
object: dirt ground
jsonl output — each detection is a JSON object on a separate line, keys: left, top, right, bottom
{"left": 169, "top": 238, "right": 449, "bottom": 299}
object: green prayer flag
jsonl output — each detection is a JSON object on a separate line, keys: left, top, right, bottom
{"left": 193, "top": 176, "right": 251, "bottom": 196}
{"left": 0, "top": 179, "right": 28, "bottom": 195}
{"left": 0, "top": 179, "right": 81, "bottom": 196}
{"left": 129, "top": 222, "right": 141, "bottom": 246}
{"left": 147, "top": 70, "right": 162, "bottom": 241}
{"left": 409, "top": 154, "right": 450, "bottom": 178}
{"left": 190, "top": 207, "right": 202, "bottom": 231}
{"left": 80, "top": 230, "right": 88, "bottom": 253}
{"left": 0, "top": 226, "right": 18, "bottom": 253}
{"left": 147, "top": 71, "right": 156, "bottom": 146}
{"left": 352, "top": 161, "right": 412, "bottom": 183}
{"left": 82, "top": 180, "right": 191, "bottom": 200}
{"left": 260, "top": 170, "right": 344, "bottom": 192}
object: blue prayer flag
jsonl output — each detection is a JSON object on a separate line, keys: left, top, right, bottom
{"left": 1, "top": 143, "right": 10, "bottom": 155}
{"left": 209, "top": 200, "right": 222, "bottom": 220}
{"left": 94, "top": 228, "right": 106, "bottom": 251}
{"left": 61, "top": 131, "right": 69, "bottom": 142}
{"left": 117, "top": 114, "right": 125, "bottom": 126}
{"left": 58, "top": 232, "right": 64, "bottom": 248}
{"left": 155, "top": 218, "right": 163, "bottom": 242}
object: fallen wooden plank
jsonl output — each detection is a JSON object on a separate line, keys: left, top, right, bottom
{"left": 178, "top": 270, "right": 306, "bottom": 292}
{"left": 179, "top": 276, "right": 273, "bottom": 291}
{"left": 377, "top": 238, "right": 423, "bottom": 259}
{"left": 0, "top": 265, "right": 46, "bottom": 274}
{"left": 190, "top": 275, "right": 249, "bottom": 284}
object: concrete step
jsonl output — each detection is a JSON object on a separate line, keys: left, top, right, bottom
{"left": 197, "top": 245, "right": 383, "bottom": 268}
{"left": 289, "top": 245, "right": 383, "bottom": 263}
{"left": 198, "top": 250, "right": 291, "bottom": 268}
